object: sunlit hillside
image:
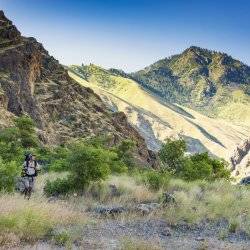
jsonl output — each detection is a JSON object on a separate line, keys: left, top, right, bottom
{"left": 68, "top": 66, "right": 250, "bottom": 165}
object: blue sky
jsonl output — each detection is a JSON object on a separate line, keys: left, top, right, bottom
{"left": 1, "top": 0, "right": 250, "bottom": 72}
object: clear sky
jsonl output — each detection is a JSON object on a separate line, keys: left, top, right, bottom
{"left": 1, "top": 0, "right": 250, "bottom": 72}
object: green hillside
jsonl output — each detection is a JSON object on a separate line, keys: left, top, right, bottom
{"left": 132, "top": 46, "right": 250, "bottom": 124}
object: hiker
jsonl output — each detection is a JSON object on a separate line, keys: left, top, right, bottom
{"left": 21, "top": 154, "right": 39, "bottom": 199}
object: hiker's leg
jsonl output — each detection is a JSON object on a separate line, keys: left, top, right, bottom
{"left": 27, "top": 187, "right": 32, "bottom": 200}
{"left": 23, "top": 177, "right": 29, "bottom": 199}
{"left": 24, "top": 188, "right": 28, "bottom": 198}
{"left": 27, "top": 177, "right": 34, "bottom": 199}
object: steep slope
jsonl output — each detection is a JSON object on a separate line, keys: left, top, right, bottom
{"left": 132, "top": 46, "right": 250, "bottom": 124}
{"left": 68, "top": 64, "right": 250, "bottom": 165}
{"left": 0, "top": 11, "right": 156, "bottom": 167}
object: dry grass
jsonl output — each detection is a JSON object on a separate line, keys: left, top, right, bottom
{"left": 0, "top": 193, "right": 86, "bottom": 247}
{"left": 68, "top": 174, "right": 158, "bottom": 211}
{"left": 121, "top": 237, "right": 163, "bottom": 250}
{"left": 164, "top": 179, "right": 250, "bottom": 234}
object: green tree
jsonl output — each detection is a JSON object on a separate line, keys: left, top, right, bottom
{"left": 159, "top": 138, "right": 186, "bottom": 173}
{"left": 44, "top": 141, "right": 119, "bottom": 195}
{"left": 68, "top": 142, "right": 114, "bottom": 190}
{"left": 159, "top": 139, "right": 230, "bottom": 181}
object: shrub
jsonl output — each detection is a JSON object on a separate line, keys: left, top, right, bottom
{"left": 52, "top": 231, "right": 71, "bottom": 246}
{"left": 0, "top": 115, "right": 39, "bottom": 164}
{"left": 67, "top": 142, "right": 113, "bottom": 189}
{"left": 44, "top": 178, "right": 73, "bottom": 196}
{"left": 44, "top": 141, "right": 120, "bottom": 195}
{"left": 188, "top": 153, "right": 230, "bottom": 181}
{"left": 159, "top": 139, "right": 230, "bottom": 181}
{"left": 141, "top": 170, "right": 170, "bottom": 191}
{"left": 14, "top": 115, "right": 39, "bottom": 148}
{"left": 159, "top": 138, "right": 186, "bottom": 173}
{"left": 0, "top": 128, "right": 24, "bottom": 163}
{"left": 0, "top": 158, "right": 19, "bottom": 192}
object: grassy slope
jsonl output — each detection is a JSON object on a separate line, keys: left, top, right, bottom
{"left": 1, "top": 173, "right": 250, "bottom": 248}
{"left": 68, "top": 68, "right": 250, "bottom": 161}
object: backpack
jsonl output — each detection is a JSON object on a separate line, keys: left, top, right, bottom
{"left": 23, "top": 158, "right": 38, "bottom": 177}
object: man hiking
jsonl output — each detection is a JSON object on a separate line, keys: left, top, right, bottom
{"left": 21, "top": 153, "right": 39, "bottom": 199}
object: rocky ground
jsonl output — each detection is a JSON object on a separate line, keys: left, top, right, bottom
{"left": 9, "top": 210, "right": 250, "bottom": 250}
{"left": 77, "top": 218, "right": 250, "bottom": 250}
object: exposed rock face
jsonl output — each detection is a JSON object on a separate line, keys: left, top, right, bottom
{"left": 230, "top": 138, "right": 250, "bottom": 178}
{"left": 0, "top": 10, "right": 156, "bottom": 167}
{"left": 230, "top": 139, "right": 250, "bottom": 168}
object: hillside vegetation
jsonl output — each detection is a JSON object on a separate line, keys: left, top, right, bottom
{"left": 132, "top": 46, "right": 250, "bottom": 124}
{"left": 0, "top": 116, "right": 249, "bottom": 249}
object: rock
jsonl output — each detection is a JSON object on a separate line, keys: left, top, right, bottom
{"left": 92, "top": 206, "right": 127, "bottom": 215}
{"left": 195, "top": 237, "right": 205, "bottom": 242}
{"left": 136, "top": 203, "right": 161, "bottom": 215}
{"left": 161, "top": 231, "right": 171, "bottom": 236}
{"left": 230, "top": 139, "right": 250, "bottom": 169}
{"left": 162, "top": 192, "right": 175, "bottom": 204}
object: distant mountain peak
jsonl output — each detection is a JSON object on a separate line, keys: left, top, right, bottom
{"left": 132, "top": 46, "right": 250, "bottom": 123}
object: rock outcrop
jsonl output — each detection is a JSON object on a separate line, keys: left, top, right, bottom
{"left": 0, "top": 10, "right": 156, "bottom": 167}
{"left": 230, "top": 138, "right": 250, "bottom": 178}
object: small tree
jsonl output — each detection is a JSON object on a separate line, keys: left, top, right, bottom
{"left": 159, "top": 138, "right": 186, "bottom": 173}
{"left": 159, "top": 139, "right": 230, "bottom": 181}
{"left": 68, "top": 143, "right": 114, "bottom": 190}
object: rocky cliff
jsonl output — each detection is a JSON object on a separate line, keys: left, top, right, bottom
{"left": 0, "top": 10, "right": 156, "bottom": 167}
{"left": 231, "top": 138, "right": 250, "bottom": 179}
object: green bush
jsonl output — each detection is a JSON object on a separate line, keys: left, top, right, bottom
{"left": 44, "top": 141, "right": 126, "bottom": 195}
{"left": 0, "top": 128, "right": 24, "bottom": 163}
{"left": 141, "top": 170, "right": 170, "bottom": 191}
{"left": 187, "top": 153, "right": 230, "bottom": 181}
{"left": 44, "top": 178, "right": 73, "bottom": 196}
{"left": 0, "top": 115, "right": 39, "bottom": 164}
{"left": 14, "top": 115, "right": 39, "bottom": 149}
{"left": 159, "top": 138, "right": 186, "bottom": 173}
{"left": 0, "top": 158, "right": 19, "bottom": 192}
{"left": 159, "top": 139, "right": 230, "bottom": 181}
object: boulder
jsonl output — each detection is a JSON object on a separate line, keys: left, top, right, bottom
{"left": 162, "top": 192, "right": 175, "bottom": 204}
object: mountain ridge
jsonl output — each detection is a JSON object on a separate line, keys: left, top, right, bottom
{"left": 131, "top": 46, "right": 250, "bottom": 124}
{"left": 0, "top": 10, "right": 157, "bottom": 167}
